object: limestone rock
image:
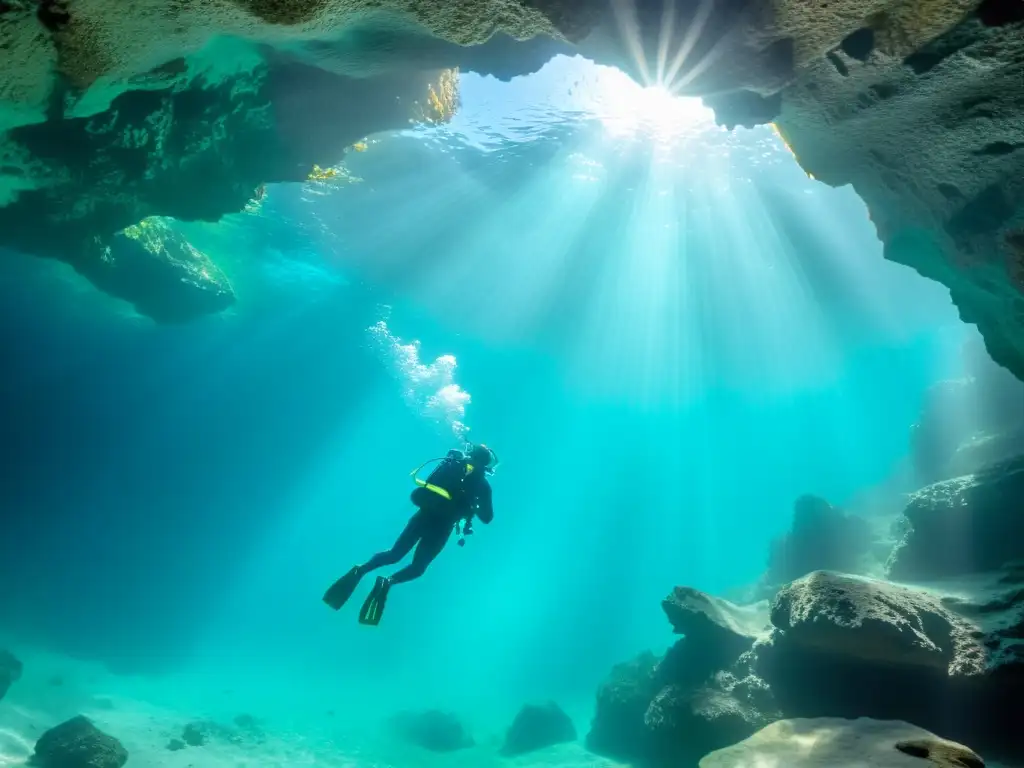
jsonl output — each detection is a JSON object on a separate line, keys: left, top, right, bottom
{"left": 589, "top": 589, "right": 775, "bottom": 766}
{"left": 773, "top": 12, "right": 1024, "bottom": 380}
{"left": 0, "top": 51, "right": 450, "bottom": 320}
{"left": 662, "top": 586, "right": 769, "bottom": 653}
{"left": 0, "top": 0, "right": 570, "bottom": 129}
{"left": 767, "top": 571, "right": 983, "bottom": 674}
{"left": 0, "top": 649, "right": 22, "bottom": 701}
{"left": 501, "top": 702, "right": 576, "bottom": 756}
{"left": 757, "top": 568, "right": 1024, "bottom": 762}
{"left": 766, "top": 495, "right": 875, "bottom": 585}
{"left": 645, "top": 666, "right": 779, "bottom": 766}
{"left": 886, "top": 455, "right": 1024, "bottom": 581}
{"left": 699, "top": 717, "right": 984, "bottom": 768}
{"left": 937, "top": 563, "right": 1024, "bottom": 686}
{"left": 75, "top": 220, "right": 234, "bottom": 324}
{"left": 2, "top": 0, "right": 1024, "bottom": 374}
{"left": 389, "top": 709, "right": 473, "bottom": 753}
{"left": 586, "top": 651, "right": 661, "bottom": 761}
{"left": 33, "top": 716, "right": 128, "bottom": 768}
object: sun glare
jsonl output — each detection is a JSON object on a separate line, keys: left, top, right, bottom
{"left": 587, "top": 65, "right": 716, "bottom": 143}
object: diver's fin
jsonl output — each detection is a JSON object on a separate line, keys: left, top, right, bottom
{"left": 358, "top": 576, "right": 391, "bottom": 626}
{"left": 323, "top": 567, "right": 363, "bottom": 611}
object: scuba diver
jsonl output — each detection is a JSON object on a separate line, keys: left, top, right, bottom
{"left": 322, "top": 443, "right": 498, "bottom": 626}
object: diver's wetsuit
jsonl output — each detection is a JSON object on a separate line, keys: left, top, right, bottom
{"left": 360, "top": 474, "right": 493, "bottom": 584}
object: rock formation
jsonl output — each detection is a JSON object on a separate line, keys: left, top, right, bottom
{"left": 764, "top": 571, "right": 983, "bottom": 675}
{"left": 0, "top": 649, "right": 22, "bottom": 701}
{"left": 699, "top": 718, "right": 985, "bottom": 768}
{"left": 772, "top": 10, "right": 1024, "bottom": 379}
{"left": 588, "top": 589, "right": 777, "bottom": 767}
{"left": 764, "top": 495, "right": 875, "bottom": 587}
{"left": 587, "top": 651, "right": 662, "bottom": 761}
{"left": 501, "top": 701, "right": 577, "bottom": 756}
{"left": 32, "top": 715, "right": 128, "bottom": 768}
{"left": 1, "top": 1, "right": 1023, "bottom": 369}
{"left": 592, "top": 559, "right": 1024, "bottom": 766}
{"left": 0, "top": 0, "right": 572, "bottom": 321}
{"left": 754, "top": 569, "right": 1024, "bottom": 762}
{"left": 886, "top": 455, "right": 1024, "bottom": 580}
{"left": 388, "top": 709, "right": 474, "bottom": 753}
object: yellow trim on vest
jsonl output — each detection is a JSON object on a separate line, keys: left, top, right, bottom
{"left": 415, "top": 478, "right": 452, "bottom": 500}
{"left": 410, "top": 457, "right": 472, "bottom": 501}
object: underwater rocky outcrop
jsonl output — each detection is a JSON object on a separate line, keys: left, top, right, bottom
{"left": 0, "top": 649, "right": 22, "bottom": 700}
{"left": 3, "top": 1, "right": 1024, "bottom": 369}
{"left": 32, "top": 715, "right": 128, "bottom": 768}
{"left": 0, "top": 1, "right": 555, "bottom": 322}
{"left": 772, "top": 10, "right": 1024, "bottom": 381}
{"left": 753, "top": 568, "right": 1024, "bottom": 762}
{"left": 764, "top": 494, "right": 875, "bottom": 587}
{"left": 388, "top": 709, "right": 474, "bottom": 753}
{"left": 0, "top": 44, "right": 454, "bottom": 321}
{"left": 699, "top": 717, "right": 985, "bottom": 768}
{"left": 593, "top": 559, "right": 1024, "bottom": 765}
{"left": 81, "top": 219, "right": 234, "bottom": 323}
{"left": 586, "top": 650, "right": 662, "bottom": 761}
{"left": 588, "top": 588, "right": 777, "bottom": 767}
{"left": 886, "top": 455, "right": 1024, "bottom": 581}
{"left": 501, "top": 701, "right": 577, "bottom": 756}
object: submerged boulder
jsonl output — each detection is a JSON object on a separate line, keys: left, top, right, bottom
{"left": 0, "top": 649, "right": 22, "bottom": 701}
{"left": 765, "top": 495, "right": 875, "bottom": 586}
{"left": 886, "top": 456, "right": 1024, "bottom": 581}
{"left": 644, "top": 665, "right": 778, "bottom": 766}
{"left": 764, "top": 571, "right": 982, "bottom": 675}
{"left": 589, "top": 589, "right": 775, "bottom": 766}
{"left": 586, "top": 651, "right": 661, "bottom": 761}
{"left": 699, "top": 717, "right": 984, "bottom": 768}
{"left": 32, "top": 716, "right": 128, "bottom": 768}
{"left": 501, "top": 702, "right": 576, "bottom": 756}
{"left": 756, "top": 568, "right": 1024, "bottom": 761}
{"left": 389, "top": 709, "right": 473, "bottom": 753}
{"left": 662, "top": 587, "right": 768, "bottom": 652}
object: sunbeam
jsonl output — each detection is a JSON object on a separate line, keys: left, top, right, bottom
{"left": 3, "top": 39, "right": 1009, "bottom": 768}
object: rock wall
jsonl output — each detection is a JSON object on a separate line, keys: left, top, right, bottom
{"left": 576, "top": 0, "right": 1024, "bottom": 380}
{"left": 2, "top": 0, "right": 1024, "bottom": 375}
{"left": 773, "top": 10, "right": 1024, "bottom": 378}
{"left": 0, "top": 2, "right": 564, "bottom": 321}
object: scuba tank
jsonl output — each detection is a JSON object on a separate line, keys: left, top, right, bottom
{"left": 409, "top": 444, "right": 498, "bottom": 545}
{"left": 410, "top": 449, "right": 470, "bottom": 503}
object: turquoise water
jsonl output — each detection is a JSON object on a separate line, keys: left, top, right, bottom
{"left": 0, "top": 54, "right": 971, "bottom": 766}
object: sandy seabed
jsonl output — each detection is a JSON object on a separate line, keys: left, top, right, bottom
{"left": 0, "top": 643, "right": 619, "bottom": 768}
